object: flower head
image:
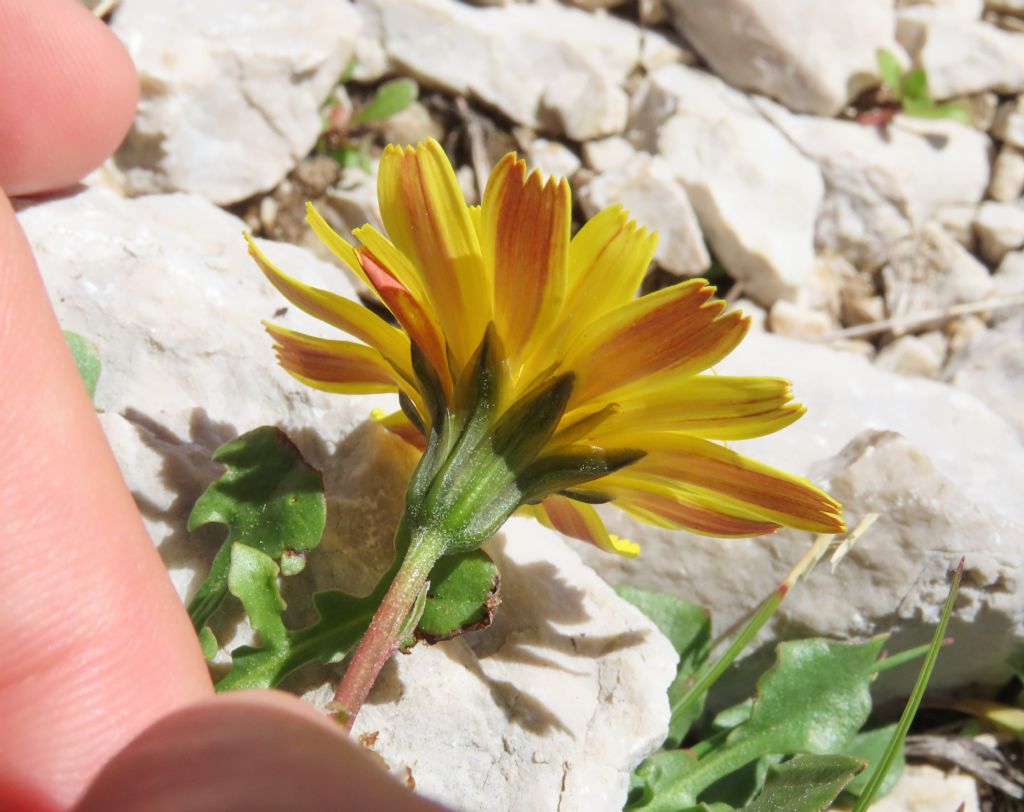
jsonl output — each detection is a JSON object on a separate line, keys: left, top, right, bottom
{"left": 247, "top": 139, "right": 844, "bottom": 559}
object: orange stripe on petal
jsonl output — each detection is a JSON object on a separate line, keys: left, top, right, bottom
{"left": 359, "top": 248, "right": 453, "bottom": 403}
{"left": 265, "top": 322, "right": 400, "bottom": 394}
{"left": 246, "top": 234, "right": 412, "bottom": 383}
{"left": 538, "top": 494, "right": 640, "bottom": 557}
{"left": 377, "top": 140, "right": 488, "bottom": 371}
{"left": 610, "top": 434, "right": 845, "bottom": 534}
{"left": 565, "top": 280, "right": 749, "bottom": 407}
{"left": 482, "top": 153, "right": 570, "bottom": 372}
{"left": 372, "top": 409, "right": 427, "bottom": 452}
{"left": 613, "top": 485, "right": 782, "bottom": 538}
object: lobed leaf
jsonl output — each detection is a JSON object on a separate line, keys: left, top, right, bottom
{"left": 876, "top": 49, "right": 904, "bottom": 97}
{"left": 186, "top": 426, "right": 325, "bottom": 630}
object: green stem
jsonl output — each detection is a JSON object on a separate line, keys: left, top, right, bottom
{"left": 328, "top": 523, "right": 447, "bottom": 731}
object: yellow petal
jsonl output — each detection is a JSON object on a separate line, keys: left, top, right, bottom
{"left": 580, "top": 375, "right": 805, "bottom": 442}
{"left": 564, "top": 280, "right": 749, "bottom": 407}
{"left": 359, "top": 248, "right": 453, "bottom": 403}
{"left": 265, "top": 322, "right": 401, "bottom": 394}
{"left": 246, "top": 233, "right": 412, "bottom": 384}
{"left": 559, "top": 205, "right": 656, "bottom": 337}
{"left": 305, "top": 204, "right": 372, "bottom": 289}
{"left": 372, "top": 409, "right": 427, "bottom": 451}
{"left": 598, "top": 434, "right": 845, "bottom": 534}
{"left": 377, "top": 139, "right": 488, "bottom": 371}
{"left": 480, "top": 153, "right": 570, "bottom": 373}
{"left": 609, "top": 480, "right": 784, "bottom": 538}
{"left": 536, "top": 494, "right": 640, "bottom": 557}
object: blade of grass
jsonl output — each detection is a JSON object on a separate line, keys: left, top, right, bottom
{"left": 850, "top": 557, "right": 964, "bottom": 812}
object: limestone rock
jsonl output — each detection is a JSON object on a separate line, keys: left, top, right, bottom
{"left": 875, "top": 334, "right": 945, "bottom": 376}
{"left": 662, "top": 0, "right": 895, "bottom": 116}
{"left": 993, "top": 249, "right": 1024, "bottom": 298}
{"left": 572, "top": 330, "right": 1024, "bottom": 705}
{"left": 345, "top": 519, "right": 678, "bottom": 812}
{"left": 756, "top": 99, "right": 991, "bottom": 270}
{"left": 897, "top": 7, "right": 1024, "bottom": 98}
{"left": 945, "top": 313, "right": 1024, "bottom": 440}
{"left": 643, "top": 65, "right": 823, "bottom": 303}
{"left": 357, "top": 0, "right": 640, "bottom": 134}
{"left": 871, "top": 764, "right": 980, "bottom": 812}
{"left": 581, "top": 136, "right": 636, "bottom": 173}
{"left": 898, "top": 0, "right": 984, "bottom": 17}
{"left": 541, "top": 71, "right": 629, "bottom": 141}
{"left": 988, "top": 144, "right": 1024, "bottom": 202}
{"left": 525, "top": 139, "right": 582, "bottom": 182}
{"left": 577, "top": 153, "right": 710, "bottom": 276}
{"left": 767, "top": 301, "right": 834, "bottom": 339}
{"left": 110, "top": 0, "right": 359, "bottom": 205}
{"left": 883, "top": 222, "right": 994, "bottom": 318}
{"left": 993, "top": 96, "right": 1024, "bottom": 148}
{"left": 974, "top": 200, "right": 1024, "bottom": 264}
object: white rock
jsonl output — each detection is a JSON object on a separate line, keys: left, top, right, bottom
{"left": 756, "top": 99, "right": 992, "bottom": 270}
{"left": 377, "top": 100, "right": 445, "bottom": 148}
{"left": 987, "top": 0, "right": 1024, "bottom": 15}
{"left": 639, "top": 28, "right": 696, "bottom": 73}
{"left": 767, "top": 301, "right": 834, "bottom": 339}
{"left": 875, "top": 334, "right": 944, "bottom": 376}
{"left": 541, "top": 71, "right": 629, "bottom": 141}
{"left": 357, "top": 0, "right": 640, "bottom": 134}
{"left": 935, "top": 203, "right": 979, "bottom": 247}
{"left": 974, "top": 200, "right": 1024, "bottom": 264}
{"left": 883, "top": 222, "right": 994, "bottom": 318}
{"left": 989, "top": 144, "right": 1024, "bottom": 202}
{"left": 897, "top": 7, "right": 1024, "bottom": 98}
{"left": 526, "top": 139, "right": 582, "bottom": 182}
{"left": 581, "top": 136, "right": 636, "bottom": 173}
{"left": 993, "top": 97, "right": 1024, "bottom": 149}
{"left": 993, "top": 249, "right": 1024, "bottom": 297}
{"left": 897, "top": 0, "right": 983, "bottom": 17}
{"left": 110, "top": 0, "right": 359, "bottom": 205}
{"left": 662, "top": 0, "right": 895, "bottom": 116}
{"left": 644, "top": 65, "right": 824, "bottom": 303}
{"left": 945, "top": 313, "right": 1024, "bottom": 439}
{"left": 577, "top": 153, "right": 710, "bottom": 276}
{"left": 347, "top": 519, "right": 677, "bottom": 812}
{"left": 20, "top": 187, "right": 676, "bottom": 812}
{"left": 871, "top": 764, "right": 980, "bottom": 812}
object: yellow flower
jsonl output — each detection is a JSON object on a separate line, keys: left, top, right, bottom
{"left": 247, "top": 138, "right": 845, "bottom": 560}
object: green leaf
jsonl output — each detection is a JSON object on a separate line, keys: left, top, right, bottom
{"left": 339, "top": 55, "right": 358, "bottom": 84}
{"left": 904, "top": 98, "right": 972, "bottom": 124}
{"left": 728, "top": 636, "right": 886, "bottom": 756}
{"left": 217, "top": 542, "right": 500, "bottom": 691}
{"left": 876, "top": 49, "right": 904, "bottom": 97}
{"left": 616, "top": 586, "right": 711, "bottom": 746}
{"left": 901, "top": 68, "right": 930, "bottom": 103}
{"left": 631, "top": 637, "right": 885, "bottom": 810}
{"left": 742, "top": 754, "right": 864, "bottom": 812}
{"left": 838, "top": 724, "right": 904, "bottom": 800}
{"left": 416, "top": 549, "right": 500, "bottom": 642}
{"left": 228, "top": 543, "right": 287, "bottom": 649}
{"left": 703, "top": 755, "right": 782, "bottom": 808}
{"left": 198, "top": 626, "right": 218, "bottom": 661}
{"left": 64, "top": 331, "right": 100, "bottom": 400}
{"left": 352, "top": 78, "right": 418, "bottom": 126}
{"left": 186, "top": 426, "right": 325, "bottom": 631}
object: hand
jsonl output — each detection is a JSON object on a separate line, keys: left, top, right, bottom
{"left": 0, "top": 2, "right": 442, "bottom": 810}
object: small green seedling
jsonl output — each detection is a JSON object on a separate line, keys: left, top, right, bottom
{"left": 64, "top": 331, "right": 101, "bottom": 401}
{"left": 319, "top": 64, "right": 420, "bottom": 172}
{"left": 874, "top": 49, "right": 970, "bottom": 125}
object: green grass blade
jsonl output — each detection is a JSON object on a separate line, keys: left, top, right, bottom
{"left": 850, "top": 557, "right": 964, "bottom": 812}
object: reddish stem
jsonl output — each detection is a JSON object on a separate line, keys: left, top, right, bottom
{"left": 329, "top": 526, "right": 445, "bottom": 731}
